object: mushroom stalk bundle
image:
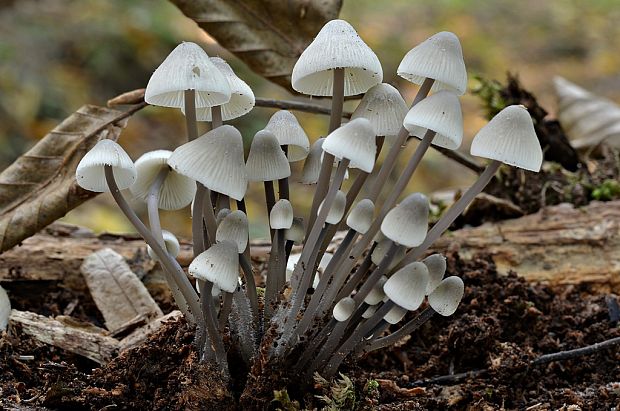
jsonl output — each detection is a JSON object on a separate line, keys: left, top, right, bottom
{"left": 75, "top": 26, "right": 543, "bottom": 384}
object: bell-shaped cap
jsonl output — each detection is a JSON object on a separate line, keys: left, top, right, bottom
{"left": 322, "top": 118, "right": 377, "bottom": 173}
{"left": 384, "top": 262, "right": 429, "bottom": 311}
{"left": 285, "top": 217, "right": 305, "bottom": 245}
{"left": 189, "top": 241, "right": 239, "bottom": 293}
{"left": 300, "top": 138, "right": 325, "bottom": 184}
{"left": 216, "top": 208, "right": 232, "bottom": 226}
{"left": 76, "top": 139, "right": 136, "bottom": 192}
{"left": 351, "top": 83, "right": 408, "bottom": 136}
{"left": 470, "top": 105, "right": 543, "bottom": 172}
{"left": 346, "top": 199, "right": 375, "bottom": 234}
{"left": 168, "top": 125, "right": 247, "bottom": 200}
{"left": 429, "top": 276, "right": 464, "bottom": 316}
{"left": 381, "top": 193, "right": 429, "bottom": 247}
{"left": 364, "top": 275, "right": 387, "bottom": 305}
{"left": 191, "top": 57, "right": 254, "bottom": 121}
{"left": 397, "top": 31, "right": 467, "bottom": 95}
{"left": 216, "top": 210, "right": 249, "bottom": 253}
{"left": 270, "top": 199, "right": 294, "bottom": 230}
{"left": 147, "top": 230, "right": 181, "bottom": 261}
{"left": 318, "top": 190, "right": 347, "bottom": 225}
{"left": 264, "top": 110, "right": 310, "bottom": 162}
{"left": 0, "top": 285, "right": 10, "bottom": 331}
{"left": 333, "top": 297, "right": 356, "bottom": 322}
{"left": 422, "top": 254, "right": 447, "bottom": 295}
{"left": 403, "top": 91, "right": 463, "bottom": 150}
{"left": 246, "top": 130, "right": 291, "bottom": 182}
{"left": 362, "top": 304, "right": 378, "bottom": 319}
{"left": 292, "top": 19, "right": 382, "bottom": 96}
{"left": 371, "top": 239, "right": 406, "bottom": 269}
{"left": 130, "top": 150, "right": 196, "bottom": 210}
{"left": 384, "top": 304, "right": 408, "bottom": 325}
{"left": 145, "top": 42, "right": 231, "bottom": 108}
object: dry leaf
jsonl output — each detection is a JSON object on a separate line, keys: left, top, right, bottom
{"left": 0, "top": 104, "right": 144, "bottom": 252}
{"left": 170, "top": 0, "right": 342, "bottom": 90}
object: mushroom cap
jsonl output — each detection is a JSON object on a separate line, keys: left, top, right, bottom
{"left": 364, "top": 275, "right": 387, "bottom": 305}
{"left": 286, "top": 252, "right": 333, "bottom": 289}
{"left": 347, "top": 199, "right": 375, "bottom": 234}
{"left": 428, "top": 276, "right": 464, "bottom": 316}
{"left": 381, "top": 193, "right": 429, "bottom": 248}
{"left": 264, "top": 110, "right": 310, "bottom": 162}
{"left": 76, "top": 139, "right": 136, "bottom": 193}
{"left": 318, "top": 190, "right": 347, "bottom": 225}
{"left": 168, "top": 125, "right": 248, "bottom": 200}
{"left": 470, "top": 105, "right": 543, "bottom": 172}
{"left": 351, "top": 83, "right": 408, "bottom": 136}
{"left": 216, "top": 208, "right": 232, "bottom": 226}
{"left": 422, "top": 253, "right": 447, "bottom": 295}
{"left": 0, "top": 285, "right": 10, "bottom": 331}
{"left": 189, "top": 241, "right": 239, "bottom": 293}
{"left": 384, "top": 304, "right": 408, "bottom": 325}
{"left": 270, "top": 199, "right": 294, "bottom": 230}
{"left": 147, "top": 230, "right": 181, "bottom": 261}
{"left": 216, "top": 210, "right": 249, "bottom": 253}
{"left": 333, "top": 297, "right": 356, "bottom": 322}
{"left": 371, "top": 239, "right": 406, "bottom": 269}
{"left": 362, "top": 304, "right": 378, "bottom": 319}
{"left": 246, "top": 130, "right": 291, "bottom": 182}
{"left": 130, "top": 150, "right": 196, "bottom": 210}
{"left": 384, "top": 262, "right": 429, "bottom": 311}
{"left": 322, "top": 118, "right": 377, "bottom": 173}
{"left": 397, "top": 31, "right": 467, "bottom": 95}
{"left": 285, "top": 217, "right": 305, "bottom": 245}
{"left": 403, "top": 90, "right": 463, "bottom": 150}
{"left": 145, "top": 42, "right": 231, "bottom": 109}
{"left": 292, "top": 19, "right": 382, "bottom": 96}
{"left": 300, "top": 138, "right": 325, "bottom": 184}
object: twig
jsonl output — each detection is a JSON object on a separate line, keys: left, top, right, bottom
{"left": 255, "top": 98, "right": 352, "bottom": 118}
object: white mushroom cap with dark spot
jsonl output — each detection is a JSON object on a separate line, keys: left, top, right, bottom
{"left": 145, "top": 42, "right": 231, "bottom": 109}
{"left": 351, "top": 83, "right": 408, "bottom": 136}
{"left": 318, "top": 190, "right": 347, "bottom": 225}
{"left": 168, "top": 125, "right": 247, "bottom": 200}
{"left": 383, "top": 262, "right": 429, "bottom": 311}
{"left": 333, "top": 297, "right": 356, "bottom": 322}
{"left": 381, "top": 192, "right": 429, "bottom": 248}
{"left": 270, "top": 199, "right": 294, "bottom": 230}
{"left": 397, "top": 31, "right": 467, "bottom": 95}
{"left": 346, "top": 199, "right": 375, "bottom": 234}
{"left": 470, "top": 105, "right": 543, "bottom": 172}
{"left": 364, "top": 275, "right": 387, "bottom": 305}
{"left": 189, "top": 241, "right": 239, "bottom": 293}
{"left": 428, "top": 276, "right": 464, "bottom": 316}
{"left": 322, "top": 118, "right": 377, "bottom": 173}
{"left": 422, "top": 253, "right": 447, "bottom": 295}
{"left": 292, "top": 19, "right": 382, "bottom": 96}
{"left": 76, "top": 139, "right": 136, "bottom": 193}
{"left": 147, "top": 230, "right": 181, "bottom": 261}
{"left": 384, "top": 304, "right": 408, "bottom": 325}
{"left": 246, "top": 130, "right": 291, "bottom": 182}
{"left": 403, "top": 91, "right": 463, "bottom": 150}
{"left": 216, "top": 210, "right": 249, "bottom": 253}
{"left": 264, "top": 110, "right": 311, "bottom": 162}
{"left": 130, "top": 150, "right": 196, "bottom": 210}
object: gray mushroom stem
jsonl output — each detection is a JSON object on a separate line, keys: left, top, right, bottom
{"left": 199, "top": 280, "right": 229, "bottom": 375}
{"left": 264, "top": 228, "right": 286, "bottom": 324}
{"left": 183, "top": 89, "right": 198, "bottom": 141}
{"left": 278, "top": 146, "right": 290, "bottom": 200}
{"left": 211, "top": 104, "right": 223, "bottom": 129}
{"left": 146, "top": 167, "right": 169, "bottom": 247}
{"left": 264, "top": 180, "right": 277, "bottom": 238}
{"left": 239, "top": 252, "right": 259, "bottom": 323}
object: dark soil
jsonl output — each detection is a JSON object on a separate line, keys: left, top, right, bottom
{"left": 2, "top": 252, "right": 618, "bottom": 410}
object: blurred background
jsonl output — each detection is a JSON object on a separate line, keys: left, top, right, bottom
{"left": 1, "top": 0, "right": 619, "bottom": 240}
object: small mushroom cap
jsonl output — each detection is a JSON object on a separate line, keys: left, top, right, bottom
{"left": 216, "top": 210, "right": 249, "bottom": 253}
{"left": 270, "top": 199, "right": 294, "bottom": 230}
{"left": 145, "top": 42, "right": 231, "bottom": 108}
{"left": 381, "top": 193, "right": 429, "bottom": 248}
{"left": 76, "top": 139, "right": 136, "bottom": 192}
{"left": 286, "top": 252, "right": 333, "bottom": 289}
{"left": 371, "top": 239, "right": 406, "bottom": 269}
{"left": 322, "top": 118, "right": 377, "bottom": 173}
{"left": 428, "top": 276, "right": 464, "bottom": 316}
{"left": 422, "top": 254, "right": 447, "bottom": 295}
{"left": 130, "top": 150, "right": 196, "bottom": 210}
{"left": 216, "top": 208, "right": 232, "bottom": 226}
{"left": 264, "top": 110, "right": 310, "bottom": 162}
{"left": 147, "top": 230, "right": 181, "bottom": 261}
{"left": 0, "top": 285, "right": 10, "bottom": 331}
{"left": 190, "top": 57, "right": 254, "bottom": 121}
{"left": 189, "top": 241, "right": 239, "bottom": 293}
{"left": 351, "top": 83, "right": 408, "bottom": 136}
{"left": 318, "top": 190, "right": 347, "bottom": 225}
{"left": 285, "top": 217, "right": 305, "bottom": 245}
{"left": 364, "top": 275, "right": 387, "bottom": 305}
{"left": 168, "top": 125, "right": 248, "bottom": 200}
{"left": 384, "top": 304, "right": 408, "bottom": 325}
{"left": 333, "top": 297, "right": 356, "bottom": 322}
{"left": 246, "top": 130, "right": 291, "bottom": 182}
{"left": 362, "top": 304, "right": 378, "bottom": 319}
{"left": 384, "top": 262, "right": 429, "bottom": 311}
{"left": 397, "top": 31, "right": 467, "bottom": 95}
{"left": 470, "top": 105, "right": 543, "bottom": 172}
{"left": 300, "top": 138, "right": 325, "bottom": 184}
{"left": 346, "top": 199, "right": 375, "bottom": 234}
{"left": 403, "top": 91, "right": 463, "bottom": 150}
{"left": 292, "top": 19, "right": 382, "bottom": 96}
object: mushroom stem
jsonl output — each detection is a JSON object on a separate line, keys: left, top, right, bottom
{"left": 199, "top": 280, "right": 229, "bottom": 374}
{"left": 306, "top": 67, "right": 345, "bottom": 237}
{"left": 239, "top": 252, "right": 259, "bottom": 322}
{"left": 293, "top": 317, "right": 336, "bottom": 373}
{"left": 218, "top": 292, "right": 233, "bottom": 332}
{"left": 278, "top": 146, "right": 290, "bottom": 200}
{"left": 183, "top": 89, "right": 198, "bottom": 141}
{"left": 216, "top": 193, "right": 230, "bottom": 214}
{"left": 146, "top": 167, "right": 169, "bottom": 247}
{"left": 211, "top": 104, "right": 223, "bottom": 129}
{"left": 264, "top": 228, "right": 286, "bottom": 323}
{"left": 396, "top": 160, "right": 501, "bottom": 269}
{"left": 264, "top": 180, "right": 277, "bottom": 238}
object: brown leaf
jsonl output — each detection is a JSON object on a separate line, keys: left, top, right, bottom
{"left": 0, "top": 104, "right": 144, "bottom": 253}
{"left": 170, "top": 0, "right": 343, "bottom": 90}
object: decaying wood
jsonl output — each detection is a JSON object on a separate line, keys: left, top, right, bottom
{"left": 9, "top": 309, "right": 119, "bottom": 364}
{"left": 119, "top": 310, "right": 183, "bottom": 352}
{"left": 81, "top": 248, "right": 162, "bottom": 333}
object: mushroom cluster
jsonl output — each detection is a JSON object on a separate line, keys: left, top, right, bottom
{"left": 76, "top": 20, "right": 543, "bottom": 382}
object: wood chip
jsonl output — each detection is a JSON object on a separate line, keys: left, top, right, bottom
{"left": 376, "top": 379, "right": 425, "bottom": 397}
{"left": 119, "top": 310, "right": 182, "bottom": 352}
